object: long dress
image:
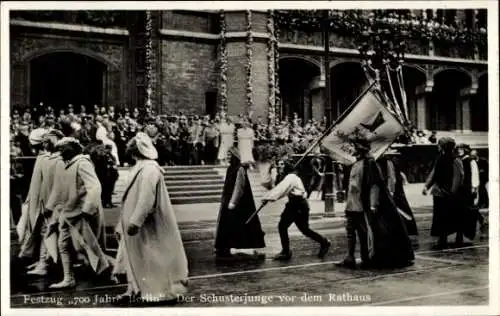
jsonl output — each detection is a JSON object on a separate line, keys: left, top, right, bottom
{"left": 217, "top": 122, "right": 235, "bottom": 162}
{"left": 359, "top": 158, "right": 415, "bottom": 268}
{"left": 215, "top": 162, "right": 265, "bottom": 251}
{"left": 377, "top": 157, "right": 418, "bottom": 236}
{"left": 113, "top": 159, "right": 188, "bottom": 301}
{"left": 237, "top": 127, "right": 255, "bottom": 164}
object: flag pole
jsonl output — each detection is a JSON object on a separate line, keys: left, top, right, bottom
{"left": 293, "top": 80, "right": 377, "bottom": 169}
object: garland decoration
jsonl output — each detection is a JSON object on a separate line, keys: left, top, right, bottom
{"left": 245, "top": 10, "right": 254, "bottom": 116}
{"left": 274, "top": 10, "right": 487, "bottom": 46}
{"left": 274, "top": 16, "right": 281, "bottom": 125}
{"left": 266, "top": 10, "right": 276, "bottom": 125}
{"left": 219, "top": 10, "right": 228, "bottom": 113}
{"left": 145, "top": 11, "right": 155, "bottom": 109}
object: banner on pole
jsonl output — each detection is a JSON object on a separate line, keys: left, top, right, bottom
{"left": 320, "top": 89, "right": 405, "bottom": 165}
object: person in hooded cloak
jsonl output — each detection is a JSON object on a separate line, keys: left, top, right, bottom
{"left": 112, "top": 132, "right": 189, "bottom": 305}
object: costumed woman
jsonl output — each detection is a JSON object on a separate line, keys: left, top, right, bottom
{"left": 217, "top": 114, "right": 235, "bottom": 165}
{"left": 113, "top": 132, "right": 189, "bottom": 305}
{"left": 214, "top": 147, "right": 266, "bottom": 259}
{"left": 237, "top": 118, "right": 256, "bottom": 167}
{"left": 377, "top": 149, "right": 418, "bottom": 237}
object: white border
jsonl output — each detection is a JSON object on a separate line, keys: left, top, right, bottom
{"left": 1, "top": 1, "right": 498, "bottom": 316}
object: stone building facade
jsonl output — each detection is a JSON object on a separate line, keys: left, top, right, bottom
{"left": 10, "top": 10, "right": 488, "bottom": 145}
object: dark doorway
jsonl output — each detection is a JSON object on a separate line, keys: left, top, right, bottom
{"left": 205, "top": 90, "right": 217, "bottom": 118}
{"left": 279, "top": 58, "right": 320, "bottom": 122}
{"left": 330, "top": 62, "right": 368, "bottom": 120}
{"left": 30, "top": 52, "right": 106, "bottom": 112}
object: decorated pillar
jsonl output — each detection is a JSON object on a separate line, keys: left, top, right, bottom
{"left": 266, "top": 10, "right": 276, "bottom": 125}
{"left": 218, "top": 11, "right": 228, "bottom": 114}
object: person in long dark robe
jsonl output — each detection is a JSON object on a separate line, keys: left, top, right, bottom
{"left": 454, "top": 143, "right": 481, "bottom": 246}
{"left": 377, "top": 151, "right": 418, "bottom": 236}
{"left": 423, "top": 137, "right": 465, "bottom": 250}
{"left": 214, "top": 147, "right": 266, "bottom": 259}
{"left": 336, "top": 138, "right": 414, "bottom": 269}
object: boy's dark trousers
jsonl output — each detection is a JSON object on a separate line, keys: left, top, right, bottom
{"left": 344, "top": 211, "right": 370, "bottom": 262}
{"left": 278, "top": 196, "right": 328, "bottom": 253}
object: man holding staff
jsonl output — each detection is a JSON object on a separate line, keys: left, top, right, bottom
{"left": 261, "top": 157, "right": 331, "bottom": 261}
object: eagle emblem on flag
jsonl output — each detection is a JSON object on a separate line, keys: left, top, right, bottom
{"left": 321, "top": 87, "right": 405, "bottom": 165}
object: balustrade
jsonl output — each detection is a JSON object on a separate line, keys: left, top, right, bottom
{"left": 11, "top": 10, "right": 128, "bottom": 28}
{"left": 274, "top": 9, "right": 487, "bottom": 60}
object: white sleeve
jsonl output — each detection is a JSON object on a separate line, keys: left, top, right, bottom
{"left": 262, "top": 174, "right": 294, "bottom": 201}
{"left": 471, "top": 160, "right": 480, "bottom": 189}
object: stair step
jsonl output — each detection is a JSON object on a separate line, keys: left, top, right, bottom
{"left": 170, "top": 189, "right": 223, "bottom": 197}
{"left": 165, "top": 175, "right": 222, "bottom": 181}
{"left": 167, "top": 184, "right": 224, "bottom": 192}
{"left": 164, "top": 165, "right": 217, "bottom": 170}
{"left": 165, "top": 179, "right": 224, "bottom": 186}
{"left": 164, "top": 169, "right": 219, "bottom": 176}
{"left": 170, "top": 195, "right": 221, "bottom": 204}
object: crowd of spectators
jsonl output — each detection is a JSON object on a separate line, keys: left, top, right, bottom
{"left": 10, "top": 103, "right": 438, "bottom": 166}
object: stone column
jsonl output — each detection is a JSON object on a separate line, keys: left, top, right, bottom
{"left": 458, "top": 87, "right": 475, "bottom": 133}
{"left": 309, "top": 74, "right": 325, "bottom": 121}
{"left": 415, "top": 82, "right": 432, "bottom": 130}
{"left": 224, "top": 11, "right": 270, "bottom": 120}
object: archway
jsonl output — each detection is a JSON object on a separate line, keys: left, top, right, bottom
{"left": 429, "top": 69, "right": 472, "bottom": 131}
{"left": 330, "top": 62, "right": 368, "bottom": 120}
{"left": 29, "top": 52, "right": 107, "bottom": 112}
{"left": 471, "top": 74, "right": 488, "bottom": 131}
{"left": 279, "top": 58, "right": 321, "bottom": 122}
{"left": 401, "top": 66, "right": 427, "bottom": 128}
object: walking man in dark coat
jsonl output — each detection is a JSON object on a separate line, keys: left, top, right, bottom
{"left": 214, "top": 147, "right": 266, "bottom": 259}
{"left": 454, "top": 143, "right": 481, "bottom": 246}
{"left": 423, "top": 137, "right": 464, "bottom": 250}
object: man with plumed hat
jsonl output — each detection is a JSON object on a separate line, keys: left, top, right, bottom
{"left": 26, "top": 129, "right": 65, "bottom": 275}
{"left": 214, "top": 147, "right": 266, "bottom": 259}
{"left": 112, "top": 133, "right": 188, "bottom": 305}
{"left": 49, "top": 137, "right": 111, "bottom": 288}
{"left": 16, "top": 128, "right": 50, "bottom": 262}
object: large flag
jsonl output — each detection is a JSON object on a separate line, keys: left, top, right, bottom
{"left": 321, "top": 88, "right": 405, "bottom": 165}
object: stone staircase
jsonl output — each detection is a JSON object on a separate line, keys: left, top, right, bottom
{"left": 113, "top": 165, "right": 267, "bottom": 205}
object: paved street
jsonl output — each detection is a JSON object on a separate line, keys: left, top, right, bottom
{"left": 10, "top": 214, "right": 489, "bottom": 307}
{"left": 10, "top": 179, "right": 489, "bottom": 308}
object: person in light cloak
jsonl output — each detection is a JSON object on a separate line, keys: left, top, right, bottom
{"left": 112, "top": 132, "right": 189, "bottom": 305}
